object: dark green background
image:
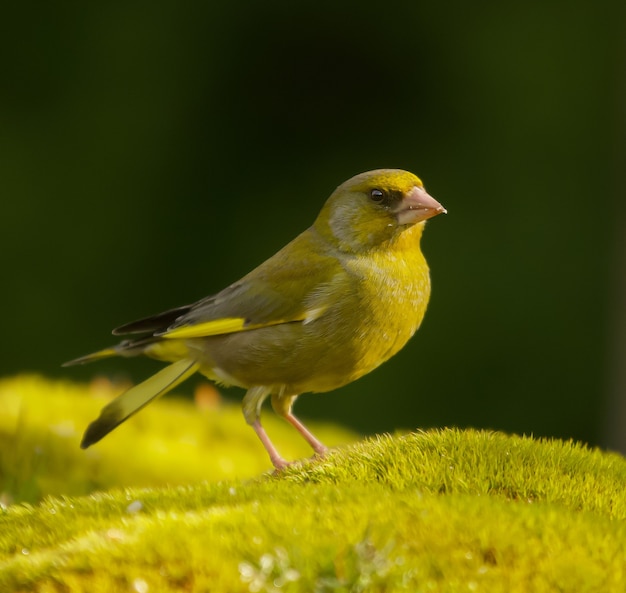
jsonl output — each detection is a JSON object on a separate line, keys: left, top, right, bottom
{"left": 2, "top": 2, "right": 624, "bottom": 449}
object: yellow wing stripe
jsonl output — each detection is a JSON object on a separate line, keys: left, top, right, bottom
{"left": 162, "top": 317, "right": 247, "bottom": 339}
{"left": 161, "top": 314, "right": 315, "bottom": 340}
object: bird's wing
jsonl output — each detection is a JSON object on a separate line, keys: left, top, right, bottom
{"left": 113, "top": 229, "right": 346, "bottom": 341}
{"left": 162, "top": 232, "right": 345, "bottom": 340}
{"left": 113, "top": 305, "right": 192, "bottom": 335}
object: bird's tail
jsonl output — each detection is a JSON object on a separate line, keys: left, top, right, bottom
{"left": 63, "top": 337, "right": 158, "bottom": 367}
{"left": 80, "top": 358, "right": 200, "bottom": 448}
{"left": 62, "top": 347, "right": 120, "bottom": 366}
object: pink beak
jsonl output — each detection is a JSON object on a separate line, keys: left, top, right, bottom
{"left": 394, "top": 186, "right": 447, "bottom": 225}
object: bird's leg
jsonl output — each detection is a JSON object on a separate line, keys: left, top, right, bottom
{"left": 242, "top": 386, "right": 289, "bottom": 470}
{"left": 271, "top": 393, "right": 328, "bottom": 457}
{"left": 250, "top": 419, "right": 290, "bottom": 470}
{"left": 285, "top": 412, "right": 328, "bottom": 457}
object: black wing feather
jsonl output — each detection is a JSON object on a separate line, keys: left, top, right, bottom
{"left": 113, "top": 304, "right": 192, "bottom": 336}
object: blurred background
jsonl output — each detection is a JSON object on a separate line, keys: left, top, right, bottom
{"left": 2, "top": 1, "right": 624, "bottom": 452}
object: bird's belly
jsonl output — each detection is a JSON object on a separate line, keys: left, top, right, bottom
{"left": 188, "top": 275, "right": 429, "bottom": 395}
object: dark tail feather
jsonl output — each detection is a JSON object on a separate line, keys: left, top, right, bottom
{"left": 63, "top": 336, "right": 162, "bottom": 367}
{"left": 62, "top": 347, "right": 119, "bottom": 367}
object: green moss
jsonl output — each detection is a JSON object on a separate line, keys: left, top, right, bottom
{"left": 1, "top": 376, "right": 626, "bottom": 591}
{"left": 0, "top": 375, "right": 357, "bottom": 504}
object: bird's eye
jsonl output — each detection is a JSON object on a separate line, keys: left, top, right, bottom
{"left": 370, "top": 188, "right": 385, "bottom": 203}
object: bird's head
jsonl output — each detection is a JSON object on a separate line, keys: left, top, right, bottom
{"left": 314, "top": 169, "right": 446, "bottom": 253}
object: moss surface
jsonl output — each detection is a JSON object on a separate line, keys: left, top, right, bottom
{"left": 1, "top": 376, "right": 625, "bottom": 592}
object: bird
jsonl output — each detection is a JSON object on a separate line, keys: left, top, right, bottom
{"left": 64, "top": 169, "right": 446, "bottom": 469}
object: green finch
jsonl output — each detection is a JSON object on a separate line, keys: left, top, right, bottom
{"left": 65, "top": 169, "right": 446, "bottom": 469}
